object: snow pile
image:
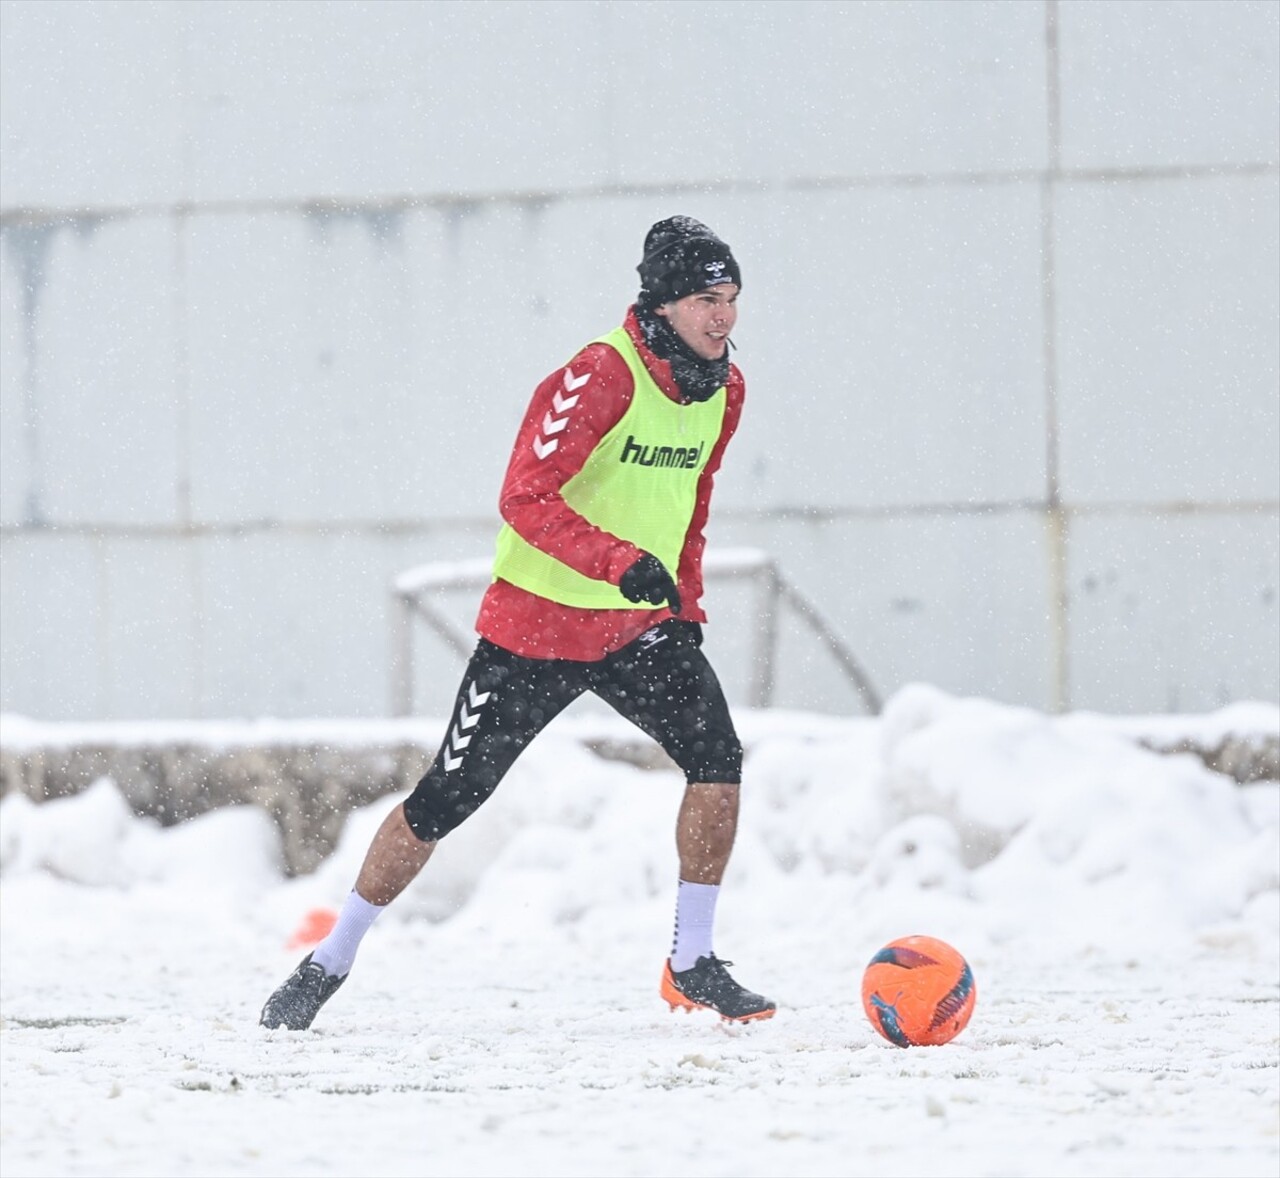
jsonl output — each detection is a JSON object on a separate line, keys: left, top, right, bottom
{"left": 2, "top": 687, "right": 1277, "bottom": 1178}
{"left": 3, "top": 686, "right": 1275, "bottom": 969}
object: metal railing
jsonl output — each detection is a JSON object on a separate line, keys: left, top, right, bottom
{"left": 389, "top": 547, "right": 881, "bottom": 716}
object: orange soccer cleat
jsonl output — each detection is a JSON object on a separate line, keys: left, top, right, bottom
{"left": 661, "top": 955, "right": 776, "bottom": 1023}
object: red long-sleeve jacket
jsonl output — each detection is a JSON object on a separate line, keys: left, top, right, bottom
{"left": 475, "top": 306, "right": 745, "bottom": 661}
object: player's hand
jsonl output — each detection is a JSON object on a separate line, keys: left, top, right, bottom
{"left": 619, "top": 553, "right": 682, "bottom": 614}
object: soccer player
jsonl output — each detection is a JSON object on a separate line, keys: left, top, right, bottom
{"left": 261, "top": 216, "right": 775, "bottom": 1030}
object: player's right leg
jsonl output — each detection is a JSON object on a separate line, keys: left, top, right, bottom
{"left": 260, "top": 641, "right": 582, "bottom": 1030}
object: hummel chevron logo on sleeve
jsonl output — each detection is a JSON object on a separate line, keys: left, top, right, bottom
{"left": 530, "top": 368, "right": 587, "bottom": 461}
{"left": 443, "top": 680, "right": 493, "bottom": 772}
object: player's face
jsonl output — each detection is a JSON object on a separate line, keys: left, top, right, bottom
{"left": 656, "top": 285, "right": 739, "bottom": 361}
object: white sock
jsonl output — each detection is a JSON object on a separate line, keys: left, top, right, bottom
{"left": 310, "top": 891, "right": 384, "bottom": 978}
{"left": 670, "top": 879, "right": 719, "bottom": 972}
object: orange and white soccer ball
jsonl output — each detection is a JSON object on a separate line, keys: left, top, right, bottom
{"left": 861, "top": 935, "right": 976, "bottom": 1047}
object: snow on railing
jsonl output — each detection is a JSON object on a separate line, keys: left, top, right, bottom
{"left": 388, "top": 548, "right": 881, "bottom": 716}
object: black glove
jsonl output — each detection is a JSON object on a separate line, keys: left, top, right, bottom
{"left": 619, "top": 553, "right": 682, "bottom": 615}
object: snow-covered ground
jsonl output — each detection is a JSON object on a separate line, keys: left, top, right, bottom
{"left": 1, "top": 685, "right": 1277, "bottom": 1178}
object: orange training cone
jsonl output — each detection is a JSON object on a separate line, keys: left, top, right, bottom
{"left": 285, "top": 907, "right": 338, "bottom": 950}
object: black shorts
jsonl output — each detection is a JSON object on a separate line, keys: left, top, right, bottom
{"left": 403, "top": 619, "right": 742, "bottom": 842}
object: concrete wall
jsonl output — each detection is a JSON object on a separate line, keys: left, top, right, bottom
{"left": 1, "top": 0, "right": 1276, "bottom": 721}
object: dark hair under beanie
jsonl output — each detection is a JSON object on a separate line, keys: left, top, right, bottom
{"left": 637, "top": 216, "right": 741, "bottom": 308}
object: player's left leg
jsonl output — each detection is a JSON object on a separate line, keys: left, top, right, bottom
{"left": 589, "top": 620, "right": 775, "bottom": 1023}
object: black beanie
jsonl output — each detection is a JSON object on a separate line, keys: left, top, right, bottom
{"left": 636, "top": 215, "right": 741, "bottom": 308}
